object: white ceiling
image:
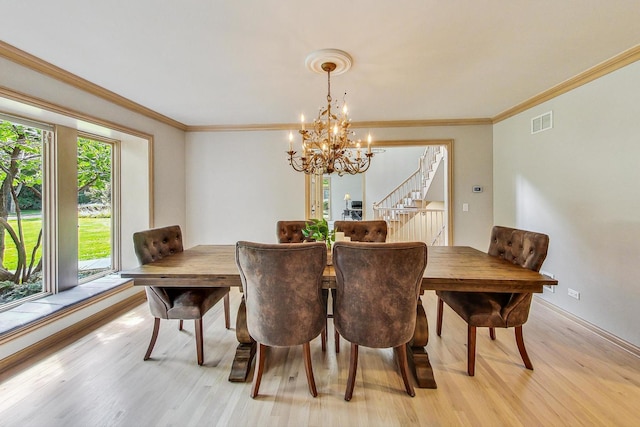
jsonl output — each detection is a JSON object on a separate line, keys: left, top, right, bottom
{"left": 1, "top": 0, "right": 639, "bottom": 127}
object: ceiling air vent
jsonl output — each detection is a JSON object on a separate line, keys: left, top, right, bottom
{"left": 531, "top": 111, "right": 553, "bottom": 134}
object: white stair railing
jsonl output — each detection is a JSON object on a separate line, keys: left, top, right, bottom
{"left": 373, "top": 146, "right": 445, "bottom": 245}
{"left": 376, "top": 207, "right": 445, "bottom": 245}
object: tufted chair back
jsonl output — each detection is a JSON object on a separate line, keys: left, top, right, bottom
{"left": 334, "top": 220, "right": 388, "bottom": 242}
{"left": 276, "top": 220, "right": 311, "bottom": 243}
{"left": 488, "top": 226, "right": 549, "bottom": 272}
{"left": 133, "top": 225, "right": 183, "bottom": 264}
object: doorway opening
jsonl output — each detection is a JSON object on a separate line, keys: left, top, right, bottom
{"left": 306, "top": 139, "right": 453, "bottom": 245}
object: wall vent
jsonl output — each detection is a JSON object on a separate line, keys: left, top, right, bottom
{"left": 531, "top": 111, "right": 553, "bottom": 134}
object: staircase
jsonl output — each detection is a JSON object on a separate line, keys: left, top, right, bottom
{"left": 373, "top": 146, "right": 446, "bottom": 245}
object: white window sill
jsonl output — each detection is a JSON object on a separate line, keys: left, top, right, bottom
{"left": 0, "top": 275, "right": 131, "bottom": 337}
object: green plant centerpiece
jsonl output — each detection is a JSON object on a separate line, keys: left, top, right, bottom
{"left": 302, "top": 218, "right": 335, "bottom": 249}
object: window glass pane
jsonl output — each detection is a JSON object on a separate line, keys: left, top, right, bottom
{"left": 77, "top": 137, "right": 113, "bottom": 281}
{"left": 0, "top": 120, "right": 45, "bottom": 308}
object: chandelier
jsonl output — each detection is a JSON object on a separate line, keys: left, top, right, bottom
{"left": 287, "top": 50, "right": 373, "bottom": 176}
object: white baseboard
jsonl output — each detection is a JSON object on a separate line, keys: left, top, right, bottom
{"left": 534, "top": 295, "right": 640, "bottom": 358}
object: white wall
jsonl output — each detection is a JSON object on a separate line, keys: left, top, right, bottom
{"left": 493, "top": 61, "right": 640, "bottom": 346}
{"left": 185, "top": 131, "right": 306, "bottom": 245}
{"left": 425, "top": 158, "right": 445, "bottom": 202}
{"left": 186, "top": 125, "right": 494, "bottom": 250}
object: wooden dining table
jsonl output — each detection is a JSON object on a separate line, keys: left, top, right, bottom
{"left": 121, "top": 244, "right": 557, "bottom": 388}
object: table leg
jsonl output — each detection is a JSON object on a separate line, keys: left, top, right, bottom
{"left": 407, "top": 295, "right": 437, "bottom": 388}
{"left": 228, "top": 296, "right": 256, "bottom": 382}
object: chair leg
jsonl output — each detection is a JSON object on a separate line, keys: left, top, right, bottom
{"left": 144, "top": 317, "right": 161, "bottom": 360}
{"left": 489, "top": 327, "right": 496, "bottom": 340}
{"left": 321, "top": 289, "right": 329, "bottom": 352}
{"left": 436, "top": 298, "right": 444, "bottom": 336}
{"left": 223, "top": 293, "right": 230, "bottom": 329}
{"left": 321, "top": 320, "right": 327, "bottom": 352}
{"left": 251, "top": 343, "right": 267, "bottom": 398}
{"left": 515, "top": 326, "right": 534, "bottom": 370}
{"left": 179, "top": 319, "right": 183, "bottom": 331}
{"left": 302, "top": 342, "right": 318, "bottom": 397}
{"left": 195, "top": 319, "right": 204, "bottom": 365}
{"left": 345, "top": 343, "right": 359, "bottom": 401}
{"left": 331, "top": 289, "right": 339, "bottom": 353}
{"left": 396, "top": 344, "right": 415, "bottom": 397}
{"left": 468, "top": 325, "right": 476, "bottom": 376}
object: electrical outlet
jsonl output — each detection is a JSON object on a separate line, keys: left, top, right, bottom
{"left": 568, "top": 288, "right": 580, "bottom": 300}
{"left": 541, "top": 271, "right": 555, "bottom": 293}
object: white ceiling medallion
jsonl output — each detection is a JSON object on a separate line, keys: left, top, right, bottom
{"left": 305, "top": 49, "right": 353, "bottom": 75}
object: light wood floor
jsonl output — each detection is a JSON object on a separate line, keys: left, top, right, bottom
{"left": 1, "top": 289, "right": 638, "bottom": 427}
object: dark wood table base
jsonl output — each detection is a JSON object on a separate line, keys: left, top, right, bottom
{"left": 228, "top": 295, "right": 437, "bottom": 388}
{"left": 408, "top": 296, "right": 437, "bottom": 388}
{"left": 229, "top": 343, "right": 256, "bottom": 382}
{"left": 228, "top": 297, "right": 256, "bottom": 382}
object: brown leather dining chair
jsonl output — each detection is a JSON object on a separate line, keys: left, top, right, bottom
{"left": 436, "top": 225, "right": 550, "bottom": 376}
{"left": 235, "top": 241, "right": 327, "bottom": 398}
{"left": 333, "top": 241, "right": 428, "bottom": 401}
{"left": 331, "top": 220, "right": 388, "bottom": 352}
{"left": 133, "top": 225, "right": 230, "bottom": 365}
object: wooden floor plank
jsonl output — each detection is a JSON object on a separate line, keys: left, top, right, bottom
{"left": 0, "top": 288, "right": 639, "bottom": 426}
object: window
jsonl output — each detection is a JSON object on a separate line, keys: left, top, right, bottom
{"left": 0, "top": 118, "right": 47, "bottom": 309}
{"left": 77, "top": 136, "right": 117, "bottom": 282}
{"left": 0, "top": 121, "right": 120, "bottom": 309}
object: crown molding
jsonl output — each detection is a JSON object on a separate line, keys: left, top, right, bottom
{"left": 492, "top": 44, "right": 640, "bottom": 123}
{"left": 187, "top": 123, "right": 297, "bottom": 132}
{"left": 370, "top": 139, "right": 453, "bottom": 147}
{"left": 186, "top": 118, "right": 492, "bottom": 132}
{"left": 0, "top": 41, "right": 187, "bottom": 131}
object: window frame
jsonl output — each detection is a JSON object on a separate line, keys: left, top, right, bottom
{"left": 76, "top": 132, "right": 121, "bottom": 284}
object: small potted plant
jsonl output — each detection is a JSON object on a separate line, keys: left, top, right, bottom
{"left": 302, "top": 218, "right": 335, "bottom": 249}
